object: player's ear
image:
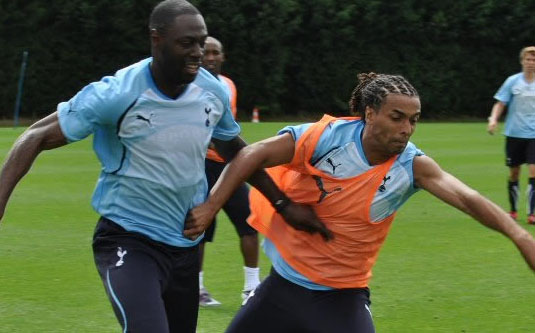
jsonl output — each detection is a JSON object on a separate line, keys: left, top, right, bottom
{"left": 365, "top": 106, "right": 375, "bottom": 123}
{"left": 150, "top": 28, "right": 162, "bottom": 47}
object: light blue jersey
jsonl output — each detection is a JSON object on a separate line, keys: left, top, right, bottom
{"left": 494, "top": 72, "right": 535, "bottom": 138}
{"left": 57, "top": 58, "right": 240, "bottom": 247}
{"left": 265, "top": 119, "right": 424, "bottom": 290}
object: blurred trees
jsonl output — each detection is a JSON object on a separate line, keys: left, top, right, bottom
{"left": 1, "top": 0, "right": 534, "bottom": 120}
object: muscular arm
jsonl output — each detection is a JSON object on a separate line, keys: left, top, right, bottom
{"left": 0, "top": 112, "right": 67, "bottom": 221}
{"left": 210, "top": 133, "right": 295, "bottom": 209}
{"left": 487, "top": 101, "right": 506, "bottom": 135}
{"left": 184, "top": 133, "right": 332, "bottom": 240}
{"left": 413, "top": 155, "right": 535, "bottom": 272}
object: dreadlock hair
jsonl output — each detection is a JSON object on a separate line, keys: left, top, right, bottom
{"left": 348, "top": 72, "right": 418, "bottom": 119}
{"left": 149, "top": 0, "right": 200, "bottom": 35}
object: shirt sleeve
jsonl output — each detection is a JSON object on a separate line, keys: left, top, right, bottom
{"left": 212, "top": 90, "right": 241, "bottom": 141}
{"left": 57, "top": 76, "right": 121, "bottom": 142}
{"left": 402, "top": 142, "right": 425, "bottom": 189}
{"left": 278, "top": 123, "right": 313, "bottom": 141}
{"left": 494, "top": 76, "right": 516, "bottom": 105}
{"left": 278, "top": 123, "right": 317, "bottom": 172}
{"left": 280, "top": 121, "right": 350, "bottom": 163}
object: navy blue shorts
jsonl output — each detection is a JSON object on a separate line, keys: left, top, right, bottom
{"left": 202, "top": 159, "right": 257, "bottom": 242}
{"left": 226, "top": 268, "right": 375, "bottom": 333}
{"left": 505, "top": 136, "right": 535, "bottom": 167}
{"left": 92, "top": 217, "right": 199, "bottom": 333}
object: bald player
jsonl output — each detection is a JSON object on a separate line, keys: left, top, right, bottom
{"left": 198, "top": 36, "right": 260, "bottom": 307}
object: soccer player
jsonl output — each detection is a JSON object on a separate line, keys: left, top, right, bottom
{"left": 0, "top": 1, "right": 329, "bottom": 332}
{"left": 198, "top": 36, "right": 260, "bottom": 307}
{"left": 488, "top": 46, "right": 535, "bottom": 225}
{"left": 186, "top": 73, "right": 535, "bottom": 333}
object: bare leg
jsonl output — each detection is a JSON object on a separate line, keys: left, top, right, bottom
{"left": 240, "top": 234, "right": 259, "bottom": 268}
{"left": 508, "top": 166, "right": 521, "bottom": 216}
{"left": 527, "top": 164, "right": 535, "bottom": 221}
{"left": 510, "top": 165, "right": 521, "bottom": 182}
{"left": 198, "top": 242, "right": 206, "bottom": 272}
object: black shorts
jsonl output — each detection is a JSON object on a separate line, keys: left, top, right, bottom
{"left": 92, "top": 217, "right": 199, "bottom": 333}
{"left": 226, "top": 268, "right": 375, "bottom": 333}
{"left": 202, "top": 159, "right": 257, "bottom": 243}
{"left": 505, "top": 136, "right": 535, "bottom": 167}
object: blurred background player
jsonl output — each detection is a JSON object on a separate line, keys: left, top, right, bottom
{"left": 488, "top": 46, "right": 535, "bottom": 225}
{"left": 199, "top": 36, "right": 260, "bottom": 306}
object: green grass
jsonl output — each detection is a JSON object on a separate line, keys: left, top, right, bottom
{"left": 0, "top": 122, "right": 534, "bottom": 332}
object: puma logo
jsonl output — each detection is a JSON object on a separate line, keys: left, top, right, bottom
{"left": 313, "top": 175, "right": 342, "bottom": 203}
{"left": 136, "top": 114, "right": 153, "bottom": 127}
{"left": 326, "top": 158, "right": 342, "bottom": 174}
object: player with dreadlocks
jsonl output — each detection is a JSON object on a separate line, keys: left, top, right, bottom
{"left": 185, "top": 72, "right": 535, "bottom": 333}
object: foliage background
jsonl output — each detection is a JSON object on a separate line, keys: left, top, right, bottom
{"left": 1, "top": 0, "right": 535, "bottom": 119}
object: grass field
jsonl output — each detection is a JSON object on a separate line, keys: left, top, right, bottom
{"left": 0, "top": 121, "right": 534, "bottom": 332}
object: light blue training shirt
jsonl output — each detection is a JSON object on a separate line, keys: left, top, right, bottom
{"left": 57, "top": 58, "right": 240, "bottom": 247}
{"left": 264, "top": 119, "right": 424, "bottom": 290}
{"left": 494, "top": 72, "right": 535, "bottom": 138}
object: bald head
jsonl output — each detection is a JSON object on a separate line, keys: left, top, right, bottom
{"left": 206, "top": 37, "right": 223, "bottom": 52}
{"left": 202, "top": 36, "right": 225, "bottom": 76}
{"left": 149, "top": 0, "right": 200, "bottom": 34}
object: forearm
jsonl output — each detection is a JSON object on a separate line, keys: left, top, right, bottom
{"left": 210, "top": 134, "right": 294, "bottom": 213}
{"left": 488, "top": 102, "right": 505, "bottom": 123}
{"left": 186, "top": 133, "right": 332, "bottom": 241}
{"left": 464, "top": 193, "right": 535, "bottom": 271}
{"left": 416, "top": 156, "right": 535, "bottom": 271}
{"left": 463, "top": 192, "right": 516, "bottom": 232}
{"left": 0, "top": 114, "right": 67, "bottom": 218}
{"left": 247, "top": 168, "right": 288, "bottom": 205}
{"left": 0, "top": 132, "right": 46, "bottom": 214}
{"left": 208, "top": 143, "right": 286, "bottom": 211}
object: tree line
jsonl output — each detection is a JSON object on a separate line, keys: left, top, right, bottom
{"left": 1, "top": 0, "right": 534, "bottom": 121}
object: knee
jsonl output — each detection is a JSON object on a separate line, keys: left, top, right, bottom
{"left": 509, "top": 168, "right": 521, "bottom": 180}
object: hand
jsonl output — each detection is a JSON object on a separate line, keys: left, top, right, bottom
{"left": 183, "top": 202, "right": 218, "bottom": 241}
{"left": 487, "top": 118, "right": 497, "bottom": 135}
{"left": 279, "top": 202, "right": 333, "bottom": 241}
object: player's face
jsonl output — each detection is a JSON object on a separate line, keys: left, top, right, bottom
{"left": 365, "top": 94, "right": 421, "bottom": 156}
{"left": 202, "top": 39, "right": 224, "bottom": 76}
{"left": 152, "top": 14, "right": 207, "bottom": 85}
{"left": 521, "top": 53, "right": 535, "bottom": 73}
